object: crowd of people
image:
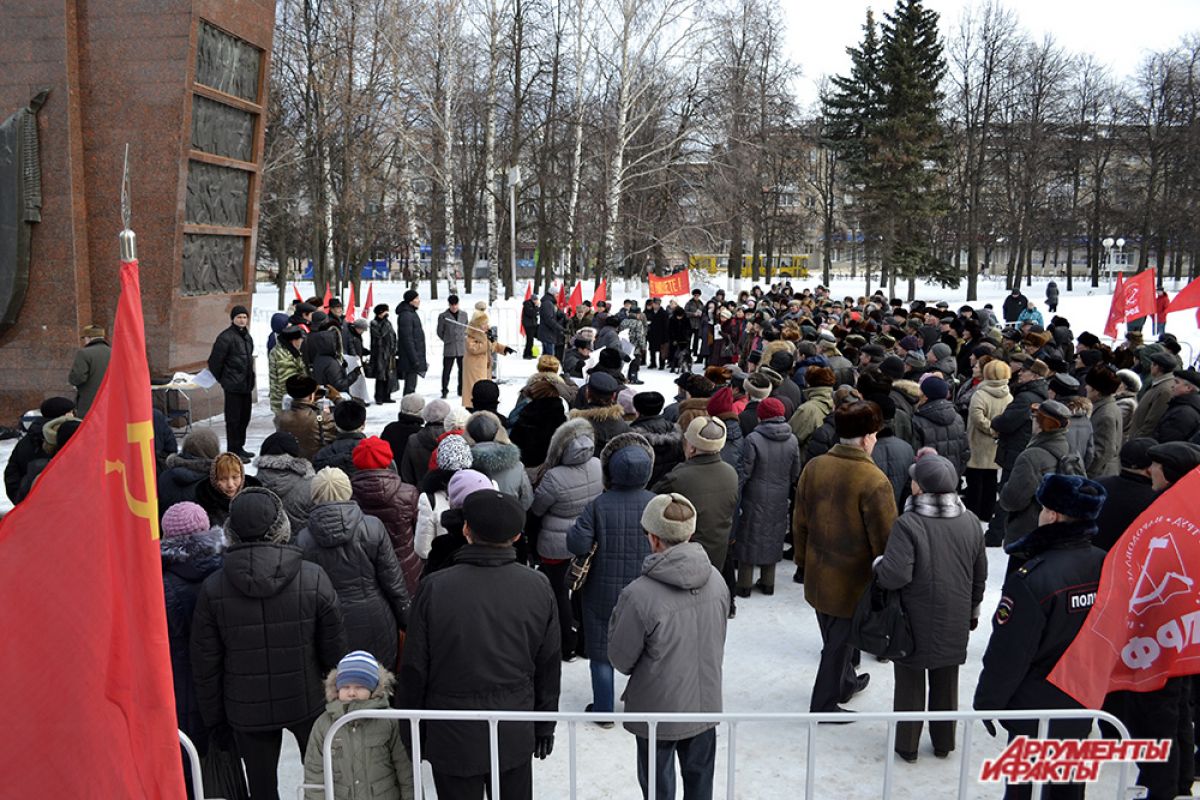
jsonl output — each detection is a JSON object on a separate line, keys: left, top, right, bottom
{"left": 6, "top": 279, "right": 1200, "bottom": 800}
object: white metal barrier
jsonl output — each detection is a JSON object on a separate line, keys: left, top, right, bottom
{"left": 178, "top": 730, "right": 206, "bottom": 799}
{"left": 311, "top": 709, "right": 1138, "bottom": 800}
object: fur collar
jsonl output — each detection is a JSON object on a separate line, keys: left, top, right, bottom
{"left": 161, "top": 528, "right": 225, "bottom": 563}
{"left": 323, "top": 666, "right": 396, "bottom": 702}
{"left": 164, "top": 453, "right": 212, "bottom": 472}
{"left": 254, "top": 453, "right": 315, "bottom": 477}
{"left": 1005, "top": 519, "right": 1097, "bottom": 560}
{"left": 892, "top": 380, "right": 921, "bottom": 401}
{"left": 569, "top": 404, "right": 626, "bottom": 423}
{"left": 1062, "top": 396, "right": 1093, "bottom": 417}
{"left": 905, "top": 492, "right": 965, "bottom": 519}
{"left": 470, "top": 441, "right": 521, "bottom": 473}
{"left": 541, "top": 417, "right": 595, "bottom": 473}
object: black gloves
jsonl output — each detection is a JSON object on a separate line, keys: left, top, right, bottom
{"left": 982, "top": 719, "right": 997, "bottom": 737}
{"left": 504, "top": 347, "right": 516, "bottom": 355}
{"left": 970, "top": 617, "right": 979, "bottom": 631}
{"left": 534, "top": 734, "right": 554, "bottom": 760}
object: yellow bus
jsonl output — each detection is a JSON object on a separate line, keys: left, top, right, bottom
{"left": 686, "top": 253, "right": 809, "bottom": 279}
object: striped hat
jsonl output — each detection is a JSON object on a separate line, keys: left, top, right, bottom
{"left": 336, "top": 651, "right": 381, "bottom": 691}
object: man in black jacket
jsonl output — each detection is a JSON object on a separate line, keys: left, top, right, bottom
{"left": 395, "top": 289, "right": 427, "bottom": 395}
{"left": 521, "top": 295, "right": 540, "bottom": 359}
{"left": 400, "top": 490, "right": 560, "bottom": 800}
{"left": 208, "top": 305, "right": 257, "bottom": 460}
{"left": 3, "top": 396, "right": 73, "bottom": 503}
{"left": 190, "top": 488, "right": 346, "bottom": 800}
{"left": 1002, "top": 287, "right": 1029, "bottom": 324}
{"left": 1153, "top": 368, "right": 1200, "bottom": 443}
{"left": 538, "top": 291, "right": 563, "bottom": 357}
{"left": 1092, "top": 438, "right": 1159, "bottom": 552}
{"left": 646, "top": 298, "right": 669, "bottom": 369}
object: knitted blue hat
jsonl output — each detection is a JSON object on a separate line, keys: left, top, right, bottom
{"left": 336, "top": 651, "right": 381, "bottom": 691}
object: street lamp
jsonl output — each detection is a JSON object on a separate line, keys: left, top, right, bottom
{"left": 1103, "top": 237, "right": 1115, "bottom": 289}
{"left": 507, "top": 165, "right": 521, "bottom": 298}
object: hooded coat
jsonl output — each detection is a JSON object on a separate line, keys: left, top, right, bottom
{"left": 314, "top": 431, "right": 368, "bottom": 475}
{"left": 966, "top": 379, "right": 1011, "bottom": 469}
{"left": 254, "top": 453, "right": 316, "bottom": 532}
{"left": 509, "top": 395, "right": 568, "bottom": 468}
{"left": 157, "top": 453, "right": 213, "bottom": 512}
{"left": 652, "top": 452, "right": 739, "bottom": 571}
{"left": 311, "top": 331, "right": 355, "bottom": 393}
{"left": 190, "top": 488, "right": 346, "bottom": 731}
{"left": 470, "top": 441, "right": 533, "bottom": 509}
{"left": 912, "top": 398, "right": 970, "bottom": 475}
{"left": 997, "top": 429, "right": 1073, "bottom": 545}
{"left": 381, "top": 414, "right": 425, "bottom": 467}
{"left": 735, "top": 418, "right": 801, "bottom": 565}
{"left": 566, "top": 433, "right": 656, "bottom": 660}
{"left": 530, "top": 418, "right": 604, "bottom": 560}
{"left": 991, "top": 378, "right": 1049, "bottom": 473}
{"left": 568, "top": 403, "right": 633, "bottom": 457}
{"left": 608, "top": 541, "right": 728, "bottom": 741}
{"left": 162, "top": 528, "right": 224, "bottom": 754}
{"left": 631, "top": 415, "right": 684, "bottom": 486}
{"left": 351, "top": 468, "right": 423, "bottom": 597}
{"left": 297, "top": 501, "right": 410, "bottom": 669}
{"left": 302, "top": 668, "right": 414, "bottom": 800}
{"left": 369, "top": 314, "right": 400, "bottom": 395}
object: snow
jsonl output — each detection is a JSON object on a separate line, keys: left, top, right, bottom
{"left": 4, "top": 272, "right": 1196, "bottom": 797}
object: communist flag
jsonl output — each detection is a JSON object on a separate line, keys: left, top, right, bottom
{"left": 649, "top": 271, "right": 690, "bottom": 298}
{"left": 0, "top": 260, "right": 185, "bottom": 797}
{"left": 593, "top": 278, "right": 608, "bottom": 306}
{"left": 346, "top": 282, "right": 357, "bottom": 322}
{"left": 1123, "top": 268, "right": 1155, "bottom": 321}
{"left": 1049, "top": 466, "right": 1200, "bottom": 708}
{"left": 568, "top": 281, "right": 583, "bottom": 313}
{"left": 1166, "top": 275, "right": 1200, "bottom": 314}
{"left": 1103, "top": 273, "right": 1125, "bottom": 339}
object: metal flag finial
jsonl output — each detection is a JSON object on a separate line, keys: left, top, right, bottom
{"left": 119, "top": 143, "right": 136, "bottom": 261}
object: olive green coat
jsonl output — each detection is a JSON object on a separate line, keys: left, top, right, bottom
{"left": 788, "top": 386, "right": 833, "bottom": 450}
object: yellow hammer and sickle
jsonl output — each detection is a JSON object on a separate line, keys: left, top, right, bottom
{"left": 104, "top": 420, "right": 160, "bottom": 539}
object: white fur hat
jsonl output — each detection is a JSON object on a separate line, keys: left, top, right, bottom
{"left": 684, "top": 416, "right": 727, "bottom": 454}
{"left": 641, "top": 493, "right": 697, "bottom": 544}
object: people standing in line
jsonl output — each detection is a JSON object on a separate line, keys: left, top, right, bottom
{"left": 874, "top": 453, "right": 987, "bottom": 763}
{"left": 436, "top": 295, "right": 468, "bottom": 400}
{"left": 538, "top": 289, "right": 563, "bottom": 357}
{"left": 793, "top": 401, "right": 897, "bottom": 715}
{"left": 608, "top": 493, "right": 728, "bottom": 800}
{"left": 399, "top": 490, "right": 561, "bottom": 800}
{"left": 190, "top": 488, "right": 347, "bottom": 800}
{"left": 566, "top": 433, "right": 656, "bottom": 723}
{"left": 68, "top": 324, "right": 112, "bottom": 417}
{"left": 370, "top": 304, "right": 400, "bottom": 405}
{"left": 395, "top": 290, "right": 427, "bottom": 395}
{"left": 207, "top": 305, "right": 256, "bottom": 460}
{"left": 964, "top": 360, "right": 1012, "bottom": 522}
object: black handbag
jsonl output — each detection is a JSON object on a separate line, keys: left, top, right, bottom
{"left": 200, "top": 734, "right": 250, "bottom": 800}
{"left": 849, "top": 577, "right": 914, "bottom": 661}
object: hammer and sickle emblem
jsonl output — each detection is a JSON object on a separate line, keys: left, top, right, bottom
{"left": 104, "top": 420, "right": 160, "bottom": 539}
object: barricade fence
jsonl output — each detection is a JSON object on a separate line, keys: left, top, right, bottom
{"left": 271, "top": 708, "right": 1136, "bottom": 800}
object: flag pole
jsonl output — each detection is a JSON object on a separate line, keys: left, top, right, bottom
{"left": 119, "top": 143, "right": 136, "bottom": 262}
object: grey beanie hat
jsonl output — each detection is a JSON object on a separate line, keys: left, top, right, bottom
{"left": 400, "top": 393, "right": 426, "bottom": 415}
{"left": 909, "top": 453, "right": 959, "bottom": 494}
{"left": 422, "top": 398, "right": 451, "bottom": 424}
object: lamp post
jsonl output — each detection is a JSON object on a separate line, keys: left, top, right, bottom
{"left": 1103, "top": 236, "right": 1115, "bottom": 290}
{"left": 507, "top": 165, "right": 521, "bottom": 300}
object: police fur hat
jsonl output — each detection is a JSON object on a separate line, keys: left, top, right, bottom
{"left": 1036, "top": 474, "right": 1107, "bottom": 521}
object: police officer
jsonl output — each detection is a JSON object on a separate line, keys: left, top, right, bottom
{"left": 975, "top": 473, "right": 1108, "bottom": 800}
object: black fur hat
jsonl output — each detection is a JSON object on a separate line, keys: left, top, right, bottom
{"left": 1036, "top": 474, "right": 1107, "bottom": 521}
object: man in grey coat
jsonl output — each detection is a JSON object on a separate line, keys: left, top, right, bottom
{"left": 1128, "top": 352, "right": 1176, "bottom": 439}
{"left": 609, "top": 493, "right": 728, "bottom": 800}
{"left": 68, "top": 324, "right": 111, "bottom": 417}
{"left": 1084, "top": 365, "right": 1123, "bottom": 477}
{"left": 436, "top": 294, "right": 468, "bottom": 399}
{"left": 997, "top": 400, "right": 1080, "bottom": 555}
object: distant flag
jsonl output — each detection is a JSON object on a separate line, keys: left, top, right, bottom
{"left": 293, "top": 283, "right": 304, "bottom": 304}
{"left": 519, "top": 281, "right": 532, "bottom": 335}
{"left": 321, "top": 284, "right": 332, "bottom": 311}
{"left": 346, "top": 282, "right": 357, "bottom": 323}
{"left": 556, "top": 280, "right": 567, "bottom": 308}
{"left": 593, "top": 278, "right": 607, "bottom": 307}
{"left": 1103, "top": 273, "right": 1125, "bottom": 339}
{"left": 1123, "top": 268, "right": 1156, "bottom": 322}
{"left": 1166, "top": 275, "right": 1200, "bottom": 315}
{"left": 363, "top": 282, "right": 375, "bottom": 314}
{"left": 568, "top": 281, "right": 583, "bottom": 313}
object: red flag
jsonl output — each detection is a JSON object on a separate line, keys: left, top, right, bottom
{"left": 593, "top": 278, "right": 607, "bottom": 306}
{"left": 346, "top": 282, "right": 357, "bottom": 323}
{"left": 519, "top": 281, "right": 532, "bottom": 335}
{"left": 556, "top": 281, "right": 567, "bottom": 308}
{"left": 1123, "top": 268, "right": 1155, "bottom": 321}
{"left": 1103, "top": 272, "right": 1125, "bottom": 339}
{"left": 363, "top": 282, "right": 375, "bottom": 314}
{"left": 293, "top": 283, "right": 304, "bottom": 303}
{"left": 1049, "top": 467, "right": 1200, "bottom": 708}
{"left": 1167, "top": 276, "right": 1200, "bottom": 314}
{"left": 0, "top": 259, "right": 185, "bottom": 797}
{"left": 321, "top": 284, "right": 332, "bottom": 311}
{"left": 568, "top": 281, "right": 583, "bottom": 313}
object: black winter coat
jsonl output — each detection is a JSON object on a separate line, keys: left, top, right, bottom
{"left": 538, "top": 293, "right": 563, "bottom": 342}
{"left": 1092, "top": 473, "right": 1159, "bottom": 552}
{"left": 666, "top": 313, "right": 691, "bottom": 347}
{"left": 647, "top": 307, "right": 669, "bottom": 347}
{"left": 561, "top": 347, "right": 588, "bottom": 379}
{"left": 1154, "top": 392, "right": 1200, "bottom": 444}
{"left": 297, "top": 501, "right": 410, "bottom": 669}
{"left": 207, "top": 324, "right": 256, "bottom": 394}
{"left": 163, "top": 529, "right": 224, "bottom": 755}
{"left": 398, "top": 544, "right": 561, "bottom": 776}
{"left": 313, "top": 431, "right": 367, "bottom": 475}
{"left": 4, "top": 420, "right": 45, "bottom": 502}
{"left": 912, "top": 398, "right": 969, "bottom": 476}
{"left": 381, "top": 414, "right": 425, "bottom": 466}
{"left": 568, "top": 404, "right": 633, "bottom": 457}
{"left": 630, "top": 415, "right": 683, "bottom": 486}
{"left": 510, "top": 396, "right": 568, "bottom": 468}
{"left": 157, "top": 454, "right": 213, "bottom": 514}
{"left": 1002, "top": 293, "right": 1028, "bottom": 323}
{"left": 521, "top": 299, "right": 540, "bottom": 333}
{"left": 992, "top": 378, "right": 1049, "bottom": 473}
{"left": 311, "top": 331, "right": 354, "bottom": 393}
{"left": 395, "top": 302, "right": 427, "bottom": 375}
{"left": 871, "top": 429, "right": 915, "bottom": 510}
{"left": 399, "top": 424, "right": 443, "bottom": 485}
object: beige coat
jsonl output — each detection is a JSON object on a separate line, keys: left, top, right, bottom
{"left": 462, "top": 310, "right": 508, "bottom": 405}
{"left": 966, "top": 379, "right": 1012, "bottom": 469}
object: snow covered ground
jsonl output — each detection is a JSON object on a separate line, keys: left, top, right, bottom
{"left": 5, "top": 272, "right": 1196, "bottom": 798}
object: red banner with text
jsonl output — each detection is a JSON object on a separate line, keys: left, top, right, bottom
{"left": 649, "top": 271, "right": 691, "bottom": 298}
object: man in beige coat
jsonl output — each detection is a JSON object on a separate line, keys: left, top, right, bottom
{"left": 793, "top": 400, "right": 897, "bottom": 715}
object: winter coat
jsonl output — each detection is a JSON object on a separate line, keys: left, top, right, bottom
{"left": 804, "top": 413, "right": 839, "bottom": 463}
{"left": 737, "top": 400, "right": 760, "bottom": 437}
{"left": 561, "top": 347, "right": 588, "bottom": 379}
{"left": 631, "top": 415, "right": 684, "bottom": 486}
{"left": 772, "top": 376, "right": 804, "bottom": 416}
{"left": 871, "top": 430, "right": 916, "bottom": 510}
{"left": 436, "top": 308, "right": 468, "bottom": 358}
{"left": 975, "top": 519, "right": 1105, "bottom": 737}
{"left": 966, "top": 379, "right": 1011, "bottom": 470}
{"left": 793, "top": 444, "right": 897, "bottom": 618}
{"left": 510, "top": 395, "right": 568, "bottom": 468}
{"left": 521, "top": 299, "right": 540, "bottom": 336}
{"left": 157, "top": 453, "right": 213, "bottom": 512}
{"left": 1062, "top": 397, "right": 1095, "bottom": 473}
{"left": 608, "top": 541, "right": 728, "bottom": 741}
{"left": 1154, "top": 392, "right": 1200, "bottom": 444}
{"left": 314, "top": 431, "right": 368, "bottom": 475}
{"left": 912, "top": 398, "right": 969, "bottom": 476}
{"left": 269, "top": 343, "right": 308, "bottom": 414}
{"left": 68, "top": 338, "right": 111, "bottom": 412}
{"left": 395, "top": 302, "right": 427, "bottom": 376}
{"left": 399, "top": 424, "right": 442, "bottom": 485}
{"left": 652, "top": 452, "right": 739, "bottom": 571}
{"left": 296, "top": 501, "right": 410, "bottom": 669}
{"left": 530, "top": 418, "right": 604, "bottom": 560}
{"left": 312, "top": 331, "right": 355, "bottom": 393}
{"left": 789, "top": 386, "right": 833, "bottom": 451}
{"left": 194, "top": 473, "right": 262, "bottom": 528}
{"left": 1115, "top": 390, "right": 1139, "bottom": 435}
{"left": 275, "top": 401, "right": 337, "bottom": 461}
{"left": 1017, "top": 307, "right": 1044, "bottom": 327}
{"left": 303, "top": 669, "right": 414, "bottom": 800}
{"left": 647, "top": 307, "right": 669, "bottom": 347}
{"left": 1093, "top": 472, "right": 1159, "bottom": 552}
{"left": 1045, "top": 282, "right": 1059, "bottom": 306}
{"left": 162, "top": 528, "right": 224, "bottom": 754}
{"left": 1002, "top": 293, "right": 1028, "bottom": 323}
{"left": 254, "top": 453, "right": 316, "bottom": 533}
{"left": 567, "top": 403, "right": 632, "bottom": 457}
{"left": 397, "top": 544, "right": 560, "bottom": 777}
{"left": 470, "top": 441, "right": 533, "bottom": 510}
{"left": 889, "top": 381, "right": 920, "bottom": 447}
{"left": 717, "top": 413, "right": 744, "bottom": 473}
{"left": 875, "top": 497, "right": 987, "bottom": 669}
{"left": 207, "top": 325, "right": 255, "bottom": 395}
{"left": 1129, "top": 373, "right": 1174, "bottom": 439}
{"left": 1088, "top": 396, "right": 1122, "bottom": 478}
{"left": 381, "top": 414, "right": 425, "bottom": 468}
{"left": 566, "top": 433, "right": 656, "bottom": 660}
{"left": 538, "top": 293, "right": 563, "bottom": 342}
{"left": 350, "top": 468, "right": 423, "bottom": 598}
{"left": 735, "top": 418, "right": 801, "bottom": 564}
{"left": 3, "top": 420, "right": 45, "bottom": 503}
{"left": 190, "top": 488, "right": 346, "bottom": 731}
{"left": 370, "top": 315, "right": 400, "bottom": 394}
{"left": 992, "top": 378, "right": 1049, "bottom": 473}
{"left": 463, "top": 310, "right": 508, "bottom": 405}
{"left": 998, "top": 429, "right": 1073, "bottom": 545}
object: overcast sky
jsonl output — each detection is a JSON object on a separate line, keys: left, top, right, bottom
{"left": 781, "top": 0, "right": 1199, "bottom": 109}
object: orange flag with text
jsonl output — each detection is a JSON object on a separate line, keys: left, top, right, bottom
{"left": 0, "top": 259, "right": 185, "bottom": 797}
